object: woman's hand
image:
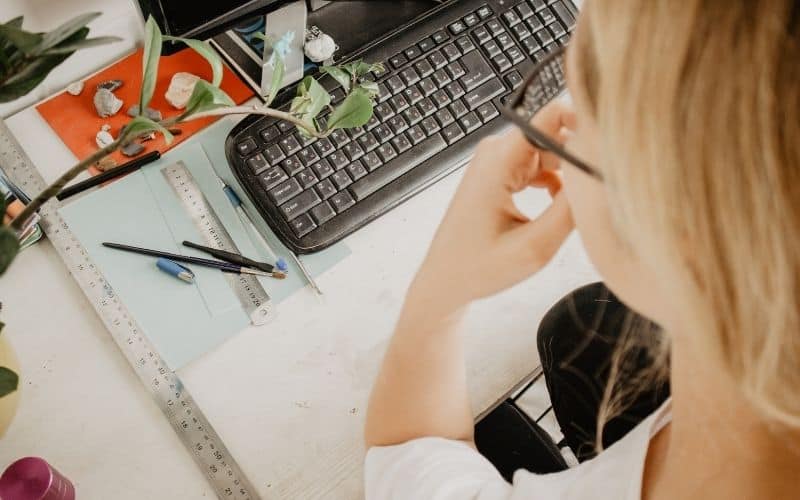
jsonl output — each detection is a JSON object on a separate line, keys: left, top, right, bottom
{"left": 409, "top": 100, "right": 577, "bottom": 312}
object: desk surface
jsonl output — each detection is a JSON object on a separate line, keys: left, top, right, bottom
{"left": 0, "top": 2, "right": 597, "bottom": 498}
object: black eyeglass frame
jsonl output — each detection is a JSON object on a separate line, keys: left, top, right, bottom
{"left": 500, "top": 45, "right": 603, "bottom": 181}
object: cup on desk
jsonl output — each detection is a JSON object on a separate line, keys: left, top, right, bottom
{"left": 0, "top": 457, "right": 75, "bottom": 500}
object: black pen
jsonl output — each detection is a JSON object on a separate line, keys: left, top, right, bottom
{"left": 57, "top": 151, "right": 161, "bottom": 201}
{"left": 102, "top": 242, "right": 271, "bottom": 276}
{"left": 182, "top": 240, "right": 278, "bottom": 274}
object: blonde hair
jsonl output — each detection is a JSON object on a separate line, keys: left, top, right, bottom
{"left": 574, "top": 0, "right": 800, "bottom": 429}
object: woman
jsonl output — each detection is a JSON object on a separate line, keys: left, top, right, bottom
{"left": 364, "top": 1, "right": 800, "bottom": 499}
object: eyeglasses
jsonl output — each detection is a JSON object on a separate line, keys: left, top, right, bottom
{"left": 500, "top": 45, "right": 603, "bottom": 181}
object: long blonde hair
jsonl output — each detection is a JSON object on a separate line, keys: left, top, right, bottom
{"left": 574, "top": 0, "right": 800, "bottom": 429}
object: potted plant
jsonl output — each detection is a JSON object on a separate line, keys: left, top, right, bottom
{"left": 0, "top": 13, "right": 379, "bottom": 435}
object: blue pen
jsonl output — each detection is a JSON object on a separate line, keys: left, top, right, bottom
{"left": 156, "top": 257, "right": 195, "bottom": 283}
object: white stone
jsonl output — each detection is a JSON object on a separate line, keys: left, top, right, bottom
{"left": 66, "top": 81, "right": 84, "bottom": 96}
{"left": 95, "top": 130, "right": 114, "bottom": 148}
{"left": 165, "top": 72, "right": 200, "bottom": 109}
{"left": 93, "top": 88, "right": 123, "bottom": 118}
{"left": 304, "top": 33, "right": 336, "bottom": 63}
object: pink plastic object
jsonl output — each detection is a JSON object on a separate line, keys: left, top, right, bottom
{"left": 0, "top": 457, "right": 75, "bottom": 500}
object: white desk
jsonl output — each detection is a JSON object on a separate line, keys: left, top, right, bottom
{"left": 0, "top": 3, "right": 597, "bottom": 499}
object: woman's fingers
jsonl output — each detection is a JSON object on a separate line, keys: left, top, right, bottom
{"left": 507, "top": 191, "right": 574, "bottom": 269}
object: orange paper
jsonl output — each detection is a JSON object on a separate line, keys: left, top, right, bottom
{"left": 37, "top": 48, "right": 254, "bottom": 168}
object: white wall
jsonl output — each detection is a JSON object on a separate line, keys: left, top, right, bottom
{"left": 0, "top": 0, "right": 143, "bottom": 117}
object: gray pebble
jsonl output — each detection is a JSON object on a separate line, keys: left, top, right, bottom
{"left": 97, "top": 79, "right": 124, "bottom": 92}
{"left": 121, "top": 142, "right": 146, "bottom": 157}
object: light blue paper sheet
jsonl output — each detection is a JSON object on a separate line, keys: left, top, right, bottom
{"left": 59, "top": 119, "right": 350, "bottom": 369}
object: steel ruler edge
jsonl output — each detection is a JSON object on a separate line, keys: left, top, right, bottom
{"left": 0, "top": 119, "right": 262, "bottom": 500}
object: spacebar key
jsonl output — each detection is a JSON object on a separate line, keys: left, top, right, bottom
{"left": 350, "top": 134, "right": 447, "bottom": 201}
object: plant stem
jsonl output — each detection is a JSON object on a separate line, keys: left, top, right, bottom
{"left": 10, "top": 131, "right": 130, "bottom": 231}
{"left": 185, "top": 105, "right": 333, "bottom": 138}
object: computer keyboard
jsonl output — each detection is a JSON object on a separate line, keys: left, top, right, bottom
{"left": 226, "top": 0, "right": 578, "bottom": 253}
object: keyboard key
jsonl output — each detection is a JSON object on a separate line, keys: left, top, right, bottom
{"left": 530, "top": 0, "right": 546, "bottom": 11}
{"left": 362, "top": 151, "right": 382, "bottom": 171}
{"left": 503, "top": 10, "right": 521, "bottom": 27}
{"left": 330, "top": 129, "right": 350, "bottom": 147}
{"left": 517, "top": 3, "right": 534, "bottom": 19}
{"left": 552, "top": 1, "right": 576, "bottom": 28}
{"left": 403, "top": 86, "right": 424, "bottom": 105}
{"left": 435, "top": 108, "right": 456, "bottom": 127}
{"left": 386, "top": 75, "right": 405, "bottom": 94}
{"left": 536, "top": 29, "right": 554, "bottom": 46}
{"left": 289, "top": 213, "right": 317, "bottom": 237}
{"left": 486, "top": 19, "right": 504, "bottom": 35}
{"left": 403, "top": 107, "right": 424, "bottom": 126}
{"left": 418, "top": 37, "right": 436, "bottom": 53}
{"left": 484, "top": 40, "right": 501, "bottom": 59}
{"left": 429, "top": 50, "right": 448, "bottom": 69}
{"left": 539, "top": 7, "right": 556, "bottom": 25}
{"left": 431, "top": 89, "right": 451, "bottom": 108}
{"left": 314, "top": 138, "right": 335, "bottom": 157}
{"left": 505, "top": 70, "right": 524, "bottom": 89}
{"left": 310, "top": 201, "right": 336, "bottom": 225}
{"left": 246, "top": 153, "right": 269, "bottom": 174}
{"left": 433, "top": 69, "right": 451, "bottom": 87}
{"left": 330, "top": 87, "right": 346, "bottom": 104}
{"left": 446, "top": 61, "right": 466, "bottom": 80}
{"left": 442, "top": 43, "right": 461, "bottom": 61}
{"left": 496, "top": 32, "right": 515, "bottom": 50}
{"left": 377, "top": 143, "right": 398, "bottom": 162}
{"left": 346, "top": 160, "right": 368, "bottom": 181}
{"left": 259, "top": 126, "right": 280, "bottom": 143}
{"left": 456, "top": 36, "right": 476, "bottom": 54}
{"left": 522, "top": 37, "right": 541, "bottom": 55}
{"left": 269, "top": 178, "right": 302, "bottom": 205}
{"left": 327, "top": 151, "right": 349, "bottom": 170}
{"left": 446, "top": 81, "right": 465, "bottom": 99}
{"left": 237, "top": 137, "right": 258, "bottom": 156}
{"left": 459, "top": 111, "right": 482, "bottom": 133}
{"left": 418, "top": 97, "right": 437, "bottom": 116}
{"left": 463, "top": 13, "right": 480, "bottom": 27}
{"left": 348, "top": 126, "right": 366, "bottom": 139}
{"left": 442, "top": 122, "right": 465, "bottom": 144}
{"left": 513, "top": 23, "right": 532, "bottom": 41}
{"left": 389, "top": 53, "right": 408, "bottom": 68}
{"left": 330, "top": 190, "right": 356, "bottom": 213}
{"left": 296, "top": 168, "right": 319, "bottom": 189}
{"left": 365, "top": 115, "right": 381, "bottom": 131}
{"left": 474, "top": 26, "right": 492, "bottom": 44}
{"left": 281, "top": 156, "right": 304, "bottom": 176}
{"left": 296, "top": 131, "right": 316, "bottom": 148}
{"left": 550, "top": 21, "right": 566, "bottom": 38}
{"left": 477, "top": 5, "right": 493, "bottom": 19}
{"left": 431, "top": 30, "right": 449, "bottom": 44}
{"left": 279, "top": 135, "right": 301, "bottom": 156}
{"left": 407, "top": 125, "right": 426, "bottom": 145}
{"left": 259, "top": 166, "right": 289, "bottom": 190}
{"left": 373, "top": 124, "right": 394, "bottom": 143}
{"left": 298, "top": 147, "right": 320, "bottom": 166}
{"left": 404, "top": 45, "right": 422, "bottom": 60}
{"left": 390, "top": 94, "right": 410, "bottom": 113}
{"left": 421, "top": 116, "right": 441, "bottom": 135}
{"left": 264, "top": 144, "right": 286, "bottom": 165}
{"left": 312, "top": 158, "right": 334, "bottom": 179}
{"left": 391, "top": 134, "right": 412, "bottom": 154}
{"left": 419, "top": 77, "right": 438, "bottom": 96}
{"left": 343, "top": 141, "right": 366, "bottom": 161}
{"left": 374, "top": 102, "right": 395, "bottom": 121}
{"left": 463, "top": 78, "right": 506, "bottom": 110}
{"left": 316, "top": 178, "right": 337, "bottom": 199}
{"left": 492, "top": 54, "right": 512, "bottom": 72}
{"left": 507, "top": 46, "right": 525, "bottom": 65}
{"left": 476, "top": 102, "right": 500, "bottom": 122}
{"left": 377, "top": 83, "right": 391, "bottom": 102}
{"left": 448, "top": 20, "right": 467, "bottom": 35}
{"left": 415, "top": 59, "right": 435, "bottom": 78}
{"left": 450, "top": 100, "right": 468, "bottom": 118}
{"left": 527, "top": 15, "right": 544, "bottom": 32}
{"left": 350, "top": 134, "right": 447, "bottom": 201}
{"left": 331, "top": 170, "right": 352, "bottom": 190}
{"left": 388, "top": 115, "right": 409, "bottom": 134}
{"left": 277, "top": 120, "right": 293, "bottom": 133}
{"left": 281, "top": 188, "right": 321, "bottom": 221}
{"left": 358, "top": 132, "right": 380, "bottom": 152}
{"left": 459, "top": 50, "right": 495, "bottom": 90}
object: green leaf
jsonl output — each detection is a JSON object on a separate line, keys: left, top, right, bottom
{"left": 266, "top": 54, "right": 284, "bottom": 106}
{"left": 42, "top": 36, "right": 121, "bottom": 55}
{"left": 163, "top": 36, "right": 223, "bottom": 87}
{"left": 320, "top": 66, "right": 351, "bottom": 93}
{"left": 123, "top": 115, "right": 174, "bottom": 145}
{"left": 327, "top": 88, "right": 374, "bottom": 131}
{"left": 0, "top": 225, "right": 20, "bottom": 276}
{"left": 182, "top": 79, "right": 235, "bottom": 117}
{"left": 357, "top": 80, "right": 379, "bottom": 99}
{"left": 139, "top": 16, "right": 162, "bottom": 113}
{"left": 5, "top": 17, "right": 24, "bottom": 29}
{"left": 0, "top": 22, "right": 43, "bottom": 55}
{"left": 0, "top": 367, "right": 19, "bottom": 399}
{"left": 292, "top": 76, "right": 330, "bottom": 130}
{"left": 39, "top": 12, "right": 100, "bottom": 53}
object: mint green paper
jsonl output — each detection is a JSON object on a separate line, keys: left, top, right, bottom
{"left": 59, "top": 119, "right": 351, "bottom": 369}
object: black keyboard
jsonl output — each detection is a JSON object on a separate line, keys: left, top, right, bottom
{"left": 226, "top": 0, "right": 578, "bottom": 253}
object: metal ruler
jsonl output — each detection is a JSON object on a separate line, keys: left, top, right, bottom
{"left": 0, "top": 119, "right": 262, "bottom": 500}
{"left": 161, "top": 162, "right": 272, "bottom": 326}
